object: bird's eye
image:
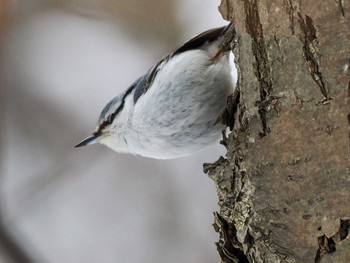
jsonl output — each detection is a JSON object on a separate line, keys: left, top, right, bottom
{"left": 107, "top": 113, "right": 115, "bottom": 123}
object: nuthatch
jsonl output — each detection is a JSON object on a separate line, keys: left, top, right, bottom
{"left": 75, "top": 23, "right": 236, "bottom": 159}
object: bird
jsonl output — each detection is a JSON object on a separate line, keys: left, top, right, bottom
{"left": 75, "top": 23, "right": 236, "bottom": 159}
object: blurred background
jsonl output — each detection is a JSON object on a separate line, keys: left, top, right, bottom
{"left": 0, "top": 0, "right": 235, "bottom": 262}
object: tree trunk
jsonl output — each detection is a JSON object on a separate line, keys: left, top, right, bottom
{"left": 205, "top": 1, "right": 350, "bottom": 262}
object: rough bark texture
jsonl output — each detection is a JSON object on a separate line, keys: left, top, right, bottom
{"left": 205, "top": 1, "right": 350, "bottom": 262}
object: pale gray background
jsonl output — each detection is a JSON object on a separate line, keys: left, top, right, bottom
{"left": 1, "top": 0, "right": 236, "bottom": 262}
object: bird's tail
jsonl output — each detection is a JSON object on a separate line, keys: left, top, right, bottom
{"left": 213, "top": 22, "right": 236, "bottom": 60}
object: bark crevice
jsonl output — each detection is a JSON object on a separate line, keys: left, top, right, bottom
{"left": 244, "top": 0, "right": 273, "bottom": 136}
{"left": 297, "top": 13, "right": 329, "bottom": 100}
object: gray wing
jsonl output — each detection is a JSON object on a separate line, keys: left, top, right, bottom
{"left": 132, "top": 71, "right": 150, "bottom": 103}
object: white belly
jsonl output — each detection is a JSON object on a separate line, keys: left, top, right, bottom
{"left": 126, "top": 49, "right": 234, "bottom": 159}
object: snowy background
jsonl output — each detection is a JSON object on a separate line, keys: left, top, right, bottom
{"left": 0, "top": 0, "right": 236, "bottom": 262}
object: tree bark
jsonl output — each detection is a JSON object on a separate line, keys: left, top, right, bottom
{"left": 205, "top": 1, "right": 350, "bottom": 262}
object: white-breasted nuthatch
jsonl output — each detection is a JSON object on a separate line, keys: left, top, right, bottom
{"left": 75, "top": 23, "right": 236, "bottom": 159}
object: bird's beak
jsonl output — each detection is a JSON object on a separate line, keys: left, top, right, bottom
{"left": 75, "top": 133, "right": 101, "bottom": 148}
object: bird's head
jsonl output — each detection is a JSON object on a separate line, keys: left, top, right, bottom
{"left": 75, "top": 95, "right": 125, "bottom": 148}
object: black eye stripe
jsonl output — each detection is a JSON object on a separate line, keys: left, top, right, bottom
{"left": 96, "top": 84, "right": 135, "bottom": 133}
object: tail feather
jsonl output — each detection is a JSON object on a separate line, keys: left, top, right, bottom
{"left": 173, "top": 22, "right": 235, "bottom": 57}
{"left": 213, "top": 22, "right": 236, "bottom": 60}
